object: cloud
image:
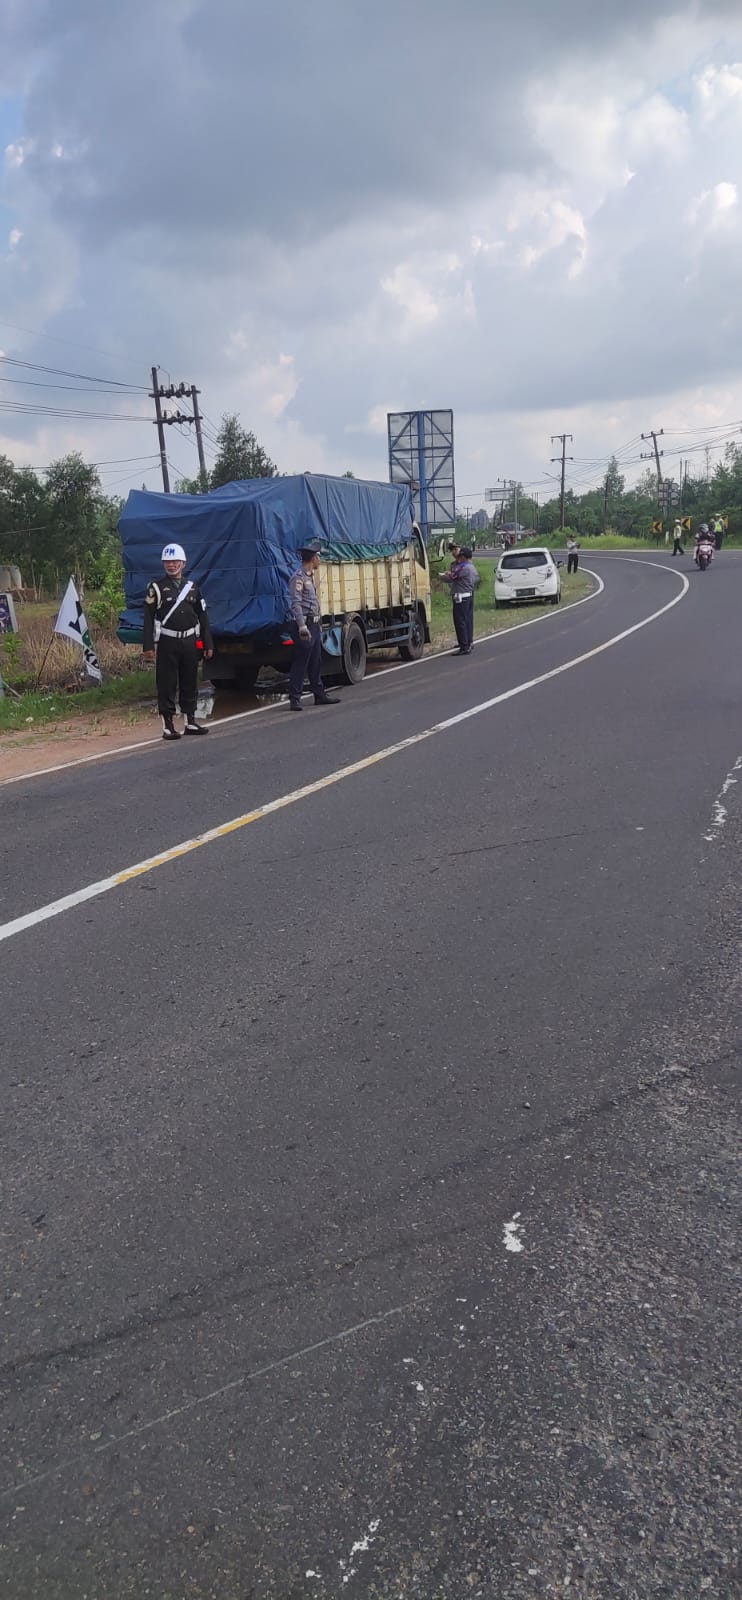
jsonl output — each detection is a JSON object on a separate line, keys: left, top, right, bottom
{"left": 1, "top": 0, "right": 742, "bottom": 500}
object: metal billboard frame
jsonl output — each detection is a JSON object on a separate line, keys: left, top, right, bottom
{"left": 387, "top": 410, "right": 455, "bottom": 541}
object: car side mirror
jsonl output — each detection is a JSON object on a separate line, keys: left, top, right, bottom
{"left": 555, "top": 559, "right": 564, "bottom": 567}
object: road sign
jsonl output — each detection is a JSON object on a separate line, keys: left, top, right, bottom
{"left": 652, "top": 519, "right": 663, "bottom": 535}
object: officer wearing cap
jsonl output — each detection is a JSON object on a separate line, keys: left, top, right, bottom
{"left": 142, "top": 543, "right": 214, "bottom": 739}
{"left": 287, "top": 538, "right": 339, "bottom": 711}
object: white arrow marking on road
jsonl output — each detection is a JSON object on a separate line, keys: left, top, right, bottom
{"left": 0, "top": 564, "right": 688, "bottom": 947}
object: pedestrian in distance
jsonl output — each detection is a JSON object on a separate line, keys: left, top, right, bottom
{"left": 566, "top": 535, "right": 580, "bottom": 575}
{"left": 440, "top": 544, "right": 480, "bottom": 655}
{"left": 287, "top": 538, "right": 340, "bottom": 712}
{"left": 671, "top": 518, "right": 684, "bottom": 557}
{"left": 712, "top": 513, "right": 724, "bottom": 551}
{"left": 142, "top": 543, "right": 213, "bottom": 740}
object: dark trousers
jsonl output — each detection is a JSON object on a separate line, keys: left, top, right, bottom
{"left": 453, "top": 596, "right": 474, "bottom": 651}
{"left": 289, "top": 619, "right": 326, "bottom": 702}
{"left": 715, "top": 532, "right": 723, "bottom": 551}
{"left": 672, "top": 537, "right": 684, "bottom": 555}
{"left": 567, "top": 552, "right": 579, "bottom": 574}
{"left": 156, "top": 635, "right": 198, "bottom": 718}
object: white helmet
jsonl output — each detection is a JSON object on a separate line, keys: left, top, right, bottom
{"left": 161, "top": 542, "right": 186, "bottom": 563}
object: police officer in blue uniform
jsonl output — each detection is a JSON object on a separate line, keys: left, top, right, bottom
{"left": 142, "top": 542, "right": 214, "bottom": 739}
{"left": 287, "top": 539, "right": 340, "bottom": 711}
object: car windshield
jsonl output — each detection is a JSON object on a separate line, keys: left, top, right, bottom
{"left": 500, "top": 552, "right": 549, "bottom": 570}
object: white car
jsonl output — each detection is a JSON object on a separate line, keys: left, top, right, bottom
{"left": 494, "top": 546, "right": 561, "bottom": 607}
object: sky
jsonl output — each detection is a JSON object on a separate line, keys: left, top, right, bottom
{"left": 1, "top": 0, "right": 742, "bottom": 513}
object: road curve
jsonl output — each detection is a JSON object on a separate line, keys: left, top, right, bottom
{"left": 1, "top": 552, "right": 740, "bottom": 1598}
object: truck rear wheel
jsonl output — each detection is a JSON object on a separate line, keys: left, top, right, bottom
{"left": 341, "top": 618, "right": 367, "bottom": 684}
{"left": 399, "top": 610, "right": 426, "bottom": 661}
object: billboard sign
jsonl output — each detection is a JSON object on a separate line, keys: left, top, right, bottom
{"left": 387, "top": 410, "right": 455, "bottom": 539}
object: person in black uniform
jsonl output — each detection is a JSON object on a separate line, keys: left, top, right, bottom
{"left": 142, "top": 542, "right": 214, "bottom": 739}
{"left": 287, "top": 538, "right": 339, "bottom": 712}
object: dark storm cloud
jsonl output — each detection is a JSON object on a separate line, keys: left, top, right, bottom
{"left": 7, "top": 0, "right": 735, "bottom": 244}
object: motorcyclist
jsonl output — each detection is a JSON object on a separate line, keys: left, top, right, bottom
{"left": 695, "top": 524, "right": 714, "bottom": 566}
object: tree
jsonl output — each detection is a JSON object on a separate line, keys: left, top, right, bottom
{"left": 44, "top": 453, "right": 103, "bottom": 581}
{"left": 209, "top": 414, "right": 278, "bottom": 488}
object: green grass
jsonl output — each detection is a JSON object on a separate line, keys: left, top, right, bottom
{"left": 429, "top": 562, "right": 594, "bottom": 649}
{"left": 0, "top": 668, "right": 156, "bottom": 733}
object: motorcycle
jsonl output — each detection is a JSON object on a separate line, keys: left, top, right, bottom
{"left": 695, "top": 537, "right": 714, "bottom": 571}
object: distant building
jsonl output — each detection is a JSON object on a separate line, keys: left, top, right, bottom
{"left": 469, "top": 508, "right": 490, "bottom": 533}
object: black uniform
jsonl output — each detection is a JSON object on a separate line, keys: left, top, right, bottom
{"left": 143, "top": 575, "right": 213, "bottom": 719}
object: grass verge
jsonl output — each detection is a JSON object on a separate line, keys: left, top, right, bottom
{"left": 0, "top": 669, "right": 156, "bottom": 733}
{"left": 429, "top": 564, "right": 594, "bottom": 650}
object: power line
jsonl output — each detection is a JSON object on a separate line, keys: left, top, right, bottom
{"left": 0, "top": 401, "right": 147, "bottom": 421}
{"left": 0, "top": 317, "right": 147, "bottom": 371}
{"left": 0, "top": 374, "right": 145, "bottom": 395}
{"left": 0, "top": 353, "right": 148, "bottom": 390}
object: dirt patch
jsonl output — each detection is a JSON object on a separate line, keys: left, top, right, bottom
{"left": 0, "top": 702, "right": 162, "bottom": 782}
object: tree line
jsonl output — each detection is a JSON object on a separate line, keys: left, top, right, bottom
{"left": 0, "top": 415, "right": 278, "bottom": 591}
{"left": 462, "top": 449, "right": 742, "bottom": 541}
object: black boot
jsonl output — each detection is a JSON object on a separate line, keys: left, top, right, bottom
{"left": 314, "top": 693, "right": 340, "bottom": 705}
{"left": 162, "top": 715, "right": 181, "bottom": 741}
{"left": 289, "top": 699, "right": 303, "bottom": 712}
{"left": 184, "top": 716, "right": 209, "bottom": 735}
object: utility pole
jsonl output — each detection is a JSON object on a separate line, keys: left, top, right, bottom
{"left": 641, "top": 428, "right": 664, "bottom": 509}
{"left": 151, "top": 366, "right": 170, "bottom": 492}
{"left": 149, "top": 367, "right": 206, "bottom": 492}
{"left": 551, "top": 434, "right": 573, "bottom": 529}
{"left": 190, "top": 384, "right": 208, "bottom": 489}
{"left": 705, "top": 445, "right": 711, "bottom": 482}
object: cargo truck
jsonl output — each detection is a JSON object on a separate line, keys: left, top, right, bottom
{"left": 118, "top": 474, "right": 431, "bottom": 689}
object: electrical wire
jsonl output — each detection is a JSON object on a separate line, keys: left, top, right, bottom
{"left": 0, "top": 353, "right": 148, "bottom": 389}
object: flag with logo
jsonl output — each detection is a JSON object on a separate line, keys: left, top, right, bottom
{"left": 54, "top": 578, "right": 102, "bottom": 682}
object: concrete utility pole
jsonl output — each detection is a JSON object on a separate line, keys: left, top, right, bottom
{"left": 149, "top": 368, "right": 205, "bottom": 491}
{"left": 151, "top": 366, "right": 170, "bottom": 493}
{"left": 551, "top": 434, "right": 573, "bottom": 529}
{"left": 641, "top": 428, "right": 664, "bottom": 509}
{"left": 190, "top": 385, "right": 208, "bottom": 489}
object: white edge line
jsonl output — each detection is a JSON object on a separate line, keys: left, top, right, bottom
{"left": 0, "top": 563, "right": 688, "bottom": 947}
{"left": 0, "top": 572, "right": 604, "bottom": 789}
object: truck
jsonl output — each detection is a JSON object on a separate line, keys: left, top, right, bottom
{"left": 117, "top": 474, "right": 431, "bottom": 689}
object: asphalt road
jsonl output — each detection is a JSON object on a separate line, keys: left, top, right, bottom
{"left": 1, "top": 553, "right": 740, "bottom": 1599}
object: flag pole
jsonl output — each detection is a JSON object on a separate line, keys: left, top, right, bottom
{"left": 33, "top": 633, "right": 56, "bottom": 693}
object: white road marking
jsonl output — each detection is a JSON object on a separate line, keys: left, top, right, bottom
{"left": 0, "top": 572, "right": 604, "bottom": 789}
{"left": 503, "top": 1213, "right": 525, "bottom": 1253}
{"left": 703, "top": 753, "right": 742, "bottom": 842}
{"left": 1, "top": 1300, "right": 417, "bottom": 1502}
{"left": 340, "top": 1518, "right": 381, "bottom": 1586}
{"left": 0, "top": 565, "right": 687, "bottom": 947}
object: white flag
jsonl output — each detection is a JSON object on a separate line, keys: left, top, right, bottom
{"left": 54, "top": 577, "right": 102, "bottom": 683}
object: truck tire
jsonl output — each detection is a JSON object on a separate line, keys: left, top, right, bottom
{"left": 341, "top": 618, "right": 367, "bottom": 684}
{"left": 399, "top": 609, "right": 426, "bottom": 661}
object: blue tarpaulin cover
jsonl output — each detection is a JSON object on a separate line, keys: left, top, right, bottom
{"left": 119, "top": 474, "right": 414, "bottom": 637}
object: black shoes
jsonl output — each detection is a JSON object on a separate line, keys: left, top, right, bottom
{"left": 290, "top": 699, "right": 303, "bottom": 711}
{"left": 162, "top": 716, "right": 181, "bottom": 740}
{"left": 184, "top": 718, "right": 209, "bottom": 735}
{"left": 314, "top": 694, "right": 340, "bottom": 705}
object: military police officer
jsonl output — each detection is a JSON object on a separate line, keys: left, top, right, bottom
{"left": 287, "top": 538, "right": 340, "bottom": 711}
{"left": 142, "top": 542, "right": 214, "bottom": 739}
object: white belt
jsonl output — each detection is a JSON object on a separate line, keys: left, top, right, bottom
{"left": 160, "top": 625, "right": 197, "bottom": 638}
{"left": 453, "top": 593, "right": 472, "bottom": 602}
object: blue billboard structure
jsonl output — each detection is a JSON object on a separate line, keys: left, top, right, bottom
{"left": 387, "top": 410, "right": 455, "bottom": 542}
